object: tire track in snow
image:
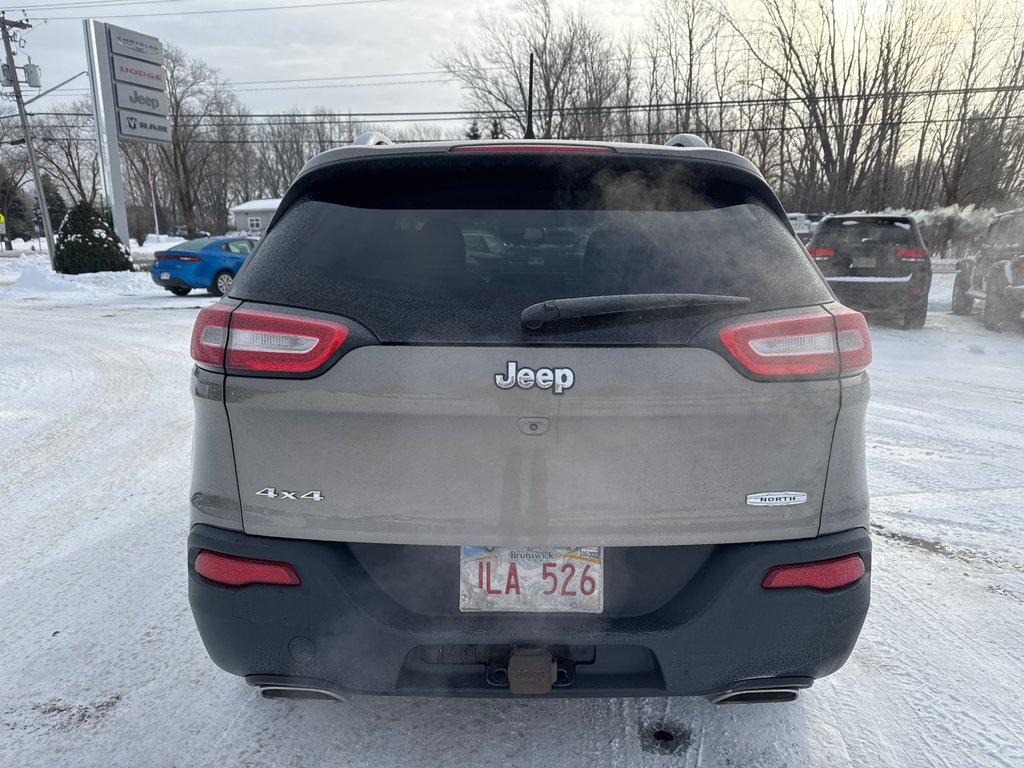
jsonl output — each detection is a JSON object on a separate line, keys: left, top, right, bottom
{"left": 2, "top": 294, "right": 1023, "bottom": 767}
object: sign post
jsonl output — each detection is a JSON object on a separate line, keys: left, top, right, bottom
{"left": 83, "top": 21, "right": 170, "bottom": 252}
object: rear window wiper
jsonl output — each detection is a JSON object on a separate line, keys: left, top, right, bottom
{"left": 521, "top": 293, "right": 750, "bottom": 331}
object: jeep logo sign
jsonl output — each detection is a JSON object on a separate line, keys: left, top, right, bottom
{"left": 495, "top": 361, "right": 574, "bottom": 394}
{"left": 116, "top": 81, "right": 165, "bottom": 115}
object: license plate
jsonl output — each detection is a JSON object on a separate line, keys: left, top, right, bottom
{"left": 459, "top": 546, "right": 603, "bottom": 613}
{"left": 851, "top": 257, "right": 875, "bottom": 269}
{"left": 160, "top": 272, "right": 170, "bottom": 280}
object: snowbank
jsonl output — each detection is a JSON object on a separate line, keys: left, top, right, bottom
{"left": 0, "top": 252, "right": 215, "bottom": 307}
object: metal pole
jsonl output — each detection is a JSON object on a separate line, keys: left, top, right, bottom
{"left": 83, "top": 19, "right": 131, "bottom": 252}
{"left": 24, "top": 70, "right": 87, "bottom": 106}
{"left": 1, "top": 15, "right": 56, "bottom": 265}
{"left": 149, "top": 164, "right": 159, "bottom": 238}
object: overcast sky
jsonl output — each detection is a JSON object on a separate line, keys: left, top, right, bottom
{"left": 12, "top": 0, "right": 655, "bottom": 122}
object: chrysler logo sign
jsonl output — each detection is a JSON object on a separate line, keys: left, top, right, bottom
{"left": 114, "top": 33, "right": 161, "bottom": 59}
{"left": 107, "top": 23, "right": 164, "bottom": 65}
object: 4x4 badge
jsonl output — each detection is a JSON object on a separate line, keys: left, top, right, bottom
{"left": 746, "top": 491, "right": 807, "bottom": 507}
{"left": 256, "top": 487, "right": 325, "bottom": 502}
{"left": 495, "top": 361, "right": 574, "bottom": 394}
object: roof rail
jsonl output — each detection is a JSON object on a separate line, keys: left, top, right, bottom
{"left": 665, "top": 133, "right": 708, "bottom": 148}
{"left": 352, "top": 131, "right": 393, "bottom": 146}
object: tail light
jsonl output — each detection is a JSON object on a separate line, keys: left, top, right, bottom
{"left": 194, "top": 550, "right": 300, "bottom": 587}
{"left": 190, "top": 304, "right": 232, "bottom": 369}
{"left": 226, "top": 308, "right": 349, "bottom": 373}
{"left": 896, "top": 248, "right": 928, "bottom": 260}
{"left": 190, "top": 305, "right": 349, "bottom": 374}
{"left": 762, "top": 554, "right": 865, "bottom": 591}
{"left": 808, "top": 247, "right": 833, "bottom": 260}
{"left": 832, "top": 307, "right": 872, "bottom": 374}
{"left": 719, "top": 308, "right": 871, "bottom": 378}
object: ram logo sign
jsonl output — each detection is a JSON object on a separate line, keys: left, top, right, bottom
{"left": 118, "top": 110, "right": 171, "bottom": 143}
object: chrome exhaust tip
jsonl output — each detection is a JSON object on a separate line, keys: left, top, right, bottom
{"left": 258, "top": 685, "right": 344, "bottom": 702}
{"left": 709, "top": 688, "right": 800, "bottom": 704}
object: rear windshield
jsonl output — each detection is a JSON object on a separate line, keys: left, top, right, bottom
{"left": 232, "top": 155, "right": 830, "bottom": 344}
{"left": 177, "top": 237, "right": 217, "bottom": 250}
{"left": 814, "top": 218, "right": 919, "bottom": 247}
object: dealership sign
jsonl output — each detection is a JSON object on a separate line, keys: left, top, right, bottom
{"left": 84, "top": 20, "right": 173, "bottom": 250}
{"left": 107, "top": 24, "right": 163, "bottom": 65}
{"left": 115, "top": 81, "right": 166, "bottom": 115}
{"left": 119, "top": 110, "right": 171, "bottom": 141}
{"left": 112, "top": 54, "right": 166, "bottom": 92}
{"left": 89, "top": 24, "right": 171, "bottom": 145}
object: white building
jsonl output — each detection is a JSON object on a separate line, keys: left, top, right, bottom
{"left": 229, "top": 199, "right": 282, "bottom": 233}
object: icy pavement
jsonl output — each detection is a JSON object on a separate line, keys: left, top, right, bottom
{"left": 1, "top": 273, "right": 1022, "bottom": 767}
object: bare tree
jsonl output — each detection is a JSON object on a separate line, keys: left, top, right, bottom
{"left": 158, "top": 45, "right": 244, "bottom": 234}
{"left": 33, "top": 99, "right": 101, "bottom": 205}
{"left": 436, "top": 0, "right": 619, "bottom": 139}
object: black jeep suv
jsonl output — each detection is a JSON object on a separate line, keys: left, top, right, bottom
{"left": 807, "top": 214, "right": 931, "bottom": 328}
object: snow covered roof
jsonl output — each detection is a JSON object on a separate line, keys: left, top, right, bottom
{"left": 229, "top": 198, "right": 283, "bottom": 214}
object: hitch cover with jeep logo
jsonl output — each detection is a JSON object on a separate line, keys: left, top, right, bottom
{"left": 507, "top": 649, "right": 558, "bottom": 694}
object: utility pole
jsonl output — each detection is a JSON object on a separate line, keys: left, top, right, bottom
{"left": 148, "top": 163, "right": 159, "bottom": 238}
{"left": 1, "top": 14, "right": 56, "bottom": 265}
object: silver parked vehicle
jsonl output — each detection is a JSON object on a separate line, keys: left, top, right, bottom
{"left": 187, "top": 134, "right": 873, "bottom": 703}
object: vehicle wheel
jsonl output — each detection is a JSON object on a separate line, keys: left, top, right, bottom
{"left": 168, "top": 286, "right": 192, "bottom": 296}
{"left": 984, "top": 268, "right": 1022, "bottom": 331}
{"left": 211, "top": 271, "right": 234, "bottom": 297}
{"left": 903, "top": 303, "right": 927, "bottom": 329}
{"left": 951, "top": 272, "right": 973, "bottom": 315}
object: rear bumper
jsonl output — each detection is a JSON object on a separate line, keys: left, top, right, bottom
{"left": 150, "top": 271, "right": 193, "bottom": 290}
{"left": 825, "top": 273, "right": 929, "bottom": 311}
{"left": 188, "top": 524, "right": 870, "bottom": 698}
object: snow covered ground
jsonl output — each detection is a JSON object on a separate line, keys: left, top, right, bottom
{"left": 0, "top": 236, "right": 187, "bottom": 276}
{"left": 1, "top": 272, "right": 1022, "bottom": 767}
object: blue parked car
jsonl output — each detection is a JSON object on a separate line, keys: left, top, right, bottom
{"left": 151, "top": 236, "right": 258, "bottom": 296}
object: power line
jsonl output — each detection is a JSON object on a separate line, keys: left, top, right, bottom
{"left": 233, "top": 78, "right": 447, "bottom": 93}
{"left": 14, "top": 0, "right": 197, "bottom": 11}
{"left": 21, "top": 109, "right": 1024, "bottom": 139}
{"left": 12, "top": 81, "right": 1024, "bottom": 125}
{"left": 230, "top": 69, "right": 446, "bottom": 85}
{"left": 37, "top": 0, "right": 398, "bottom": 20}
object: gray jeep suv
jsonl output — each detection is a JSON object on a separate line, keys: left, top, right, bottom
{"left": 187, "top": 136, "right": 873, "bottom": 703}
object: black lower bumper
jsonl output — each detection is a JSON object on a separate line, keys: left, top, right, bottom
{"left": 188, "top": 524, "right": 870, "bottom": 698}
{"left": 150, "top": 272, "right": 192, "bottom": 290}
{"left": 826, "top": 274, "right": 930, "bottom": 312}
